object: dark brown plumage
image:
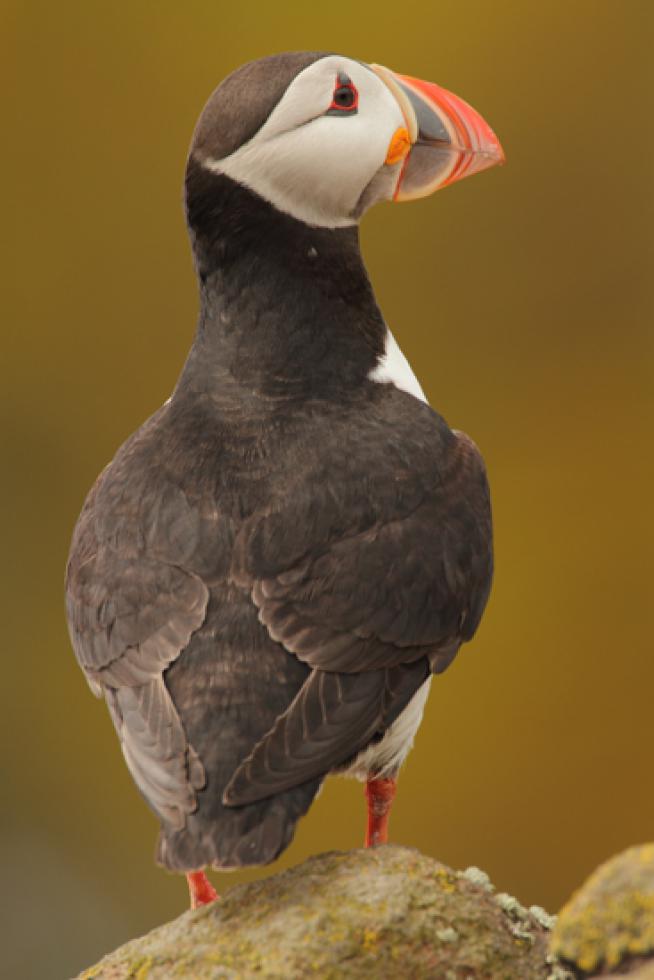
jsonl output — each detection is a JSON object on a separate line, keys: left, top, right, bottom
{"left": 65, "top": 51, "right": 496, "bottom": 887}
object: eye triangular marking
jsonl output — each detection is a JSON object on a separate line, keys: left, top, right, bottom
{"left": 327, "top": 73, "right": 358, "bottom": 115}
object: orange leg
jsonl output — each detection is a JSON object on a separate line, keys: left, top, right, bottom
{"left": 364, "top": 776, "right": 397, "bottom": 847}
{"left": 186, "top": 870, "right": 219, "bottom": 909}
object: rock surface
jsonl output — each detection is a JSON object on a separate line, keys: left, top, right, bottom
{"left": 78, "top": 845, "right": 559, "bottom": 979}
{"left": 551, "top": 843, "right": 654, "bottom": 978}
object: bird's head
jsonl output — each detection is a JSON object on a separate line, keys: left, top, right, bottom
{"left": 187, "top": 51, "right": 504, "bottom": 230}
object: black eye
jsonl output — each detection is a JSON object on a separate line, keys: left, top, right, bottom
{"left": 334, "top": 85, "right": 355, "bottom": 107}
{"left": 326, "top": 75, "right": 359, "bottom": 115}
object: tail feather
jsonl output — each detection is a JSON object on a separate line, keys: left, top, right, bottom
{"left": 156, "top": 776, "right": 321, "bottom": 871}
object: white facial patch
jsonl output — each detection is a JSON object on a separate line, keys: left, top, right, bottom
{"left": 201, "top": 56, "right": 405, "bottom": 228}
{"left": 369, "top": 328, "right": 427, "bottom": 403}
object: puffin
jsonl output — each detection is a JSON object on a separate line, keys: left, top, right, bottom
{"left": 66, "top": 51, "right": 502, "bottom": 910}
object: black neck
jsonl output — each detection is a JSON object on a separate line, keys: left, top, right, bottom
{"left": 176, "top": 159, "right": 386, "bottom": 404}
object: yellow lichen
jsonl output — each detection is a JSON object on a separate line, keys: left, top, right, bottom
{"left": 435, "top": 868, "right": 457, "bottom": 893}
{"left": 131, "top": 955, "right": 153, "bottom": 980}
{"left": 552, "top": 844, "right": 654, "bottom": 973}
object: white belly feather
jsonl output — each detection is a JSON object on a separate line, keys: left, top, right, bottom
{"left": 343, "top": 677, "right": 432, "bottom": 780}
{"left": 340, "top": 328, "right": 432, "bottom": 780}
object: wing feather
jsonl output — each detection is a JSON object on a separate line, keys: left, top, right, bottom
{"left": 66, "top": 486, "right": 210, "bottom": 828}
{"left": 239, "top": 431, "right": 492, "bottom": 675}
{"left": 223, "top": 660, "right": 430, "bottom": 806}
{"left": 107, "top": 679, "right": 205, "bottom": 829}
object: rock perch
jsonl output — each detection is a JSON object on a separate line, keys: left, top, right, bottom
{"left": 78, "top": 845, "right": 558, "bottom": 979}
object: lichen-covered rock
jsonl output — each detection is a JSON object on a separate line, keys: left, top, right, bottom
{"left": 78, "top": 846, "right": 555, "bottom": 979}
{"left": 551, "top": 843, "right": 654, "bottom": 977}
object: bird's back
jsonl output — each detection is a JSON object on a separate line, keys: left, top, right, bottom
{"left": 66, "top": 376, "right": 490, "bottom": 869}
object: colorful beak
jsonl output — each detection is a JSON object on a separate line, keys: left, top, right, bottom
{"left": 371, "top": 64, "right": 505, "bottom": 201}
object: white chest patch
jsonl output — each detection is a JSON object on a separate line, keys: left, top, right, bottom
{"left": 369, "top": 328, "right": 427, "bottom": 402}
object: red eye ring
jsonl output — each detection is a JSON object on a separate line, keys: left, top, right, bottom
{"left": 326, "top": 74, "right": 359, "bottom": 115}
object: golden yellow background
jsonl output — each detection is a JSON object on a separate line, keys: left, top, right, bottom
{"left": 2, "top": 2, "right": 653, "bottom": 976}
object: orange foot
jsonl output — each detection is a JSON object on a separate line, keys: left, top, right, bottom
{"left": 364, "top": 776, "right": 397, "bottom": 847}
{"left": 186, "top": 870, "right": 219, "bottom": 909}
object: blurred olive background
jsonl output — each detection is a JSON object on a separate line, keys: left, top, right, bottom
{"left": 2, "top": 1, "right": 653, "bottom": 976}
